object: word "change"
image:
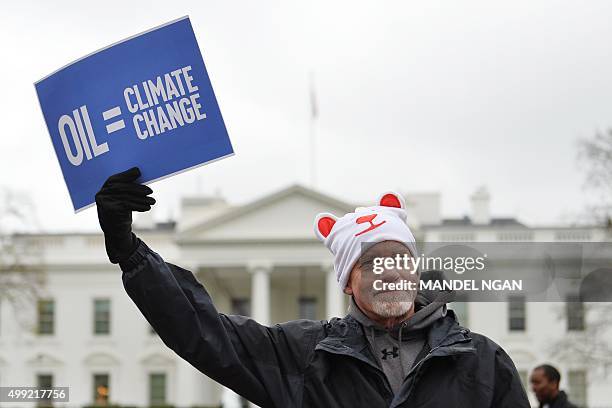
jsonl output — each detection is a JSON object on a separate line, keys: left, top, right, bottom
{"left": 124, "top": 66, "right": 206, "bottom": 139}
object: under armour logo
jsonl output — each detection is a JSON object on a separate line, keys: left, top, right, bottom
{"left": 355, "top": 214, "right": 386, "bottom": 237}
{"left": 381, "top": 347, "right": 399, "bottom": 360}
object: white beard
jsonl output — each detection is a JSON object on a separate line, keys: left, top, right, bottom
{"left": 371, "top": 291, "right": 416, "bottom": 318}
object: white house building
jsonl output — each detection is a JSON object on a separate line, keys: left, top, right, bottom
{"left": 0, "top": 185, "right": 610, "bottom": 408}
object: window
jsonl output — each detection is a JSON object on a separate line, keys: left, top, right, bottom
{"left": 508, "top": 296, "right": 526, "bottom": 332}
{"left": 566, "top": 295, "right": 585, "bottom": 331}
{"left": 94, "top": 299, "right": 111, "bottom": 335}
{"left": 37, "top": 299, "right": 55, "bottom": 335}
{"left": 149, "top": 373, "right": 166, "bottom": 406}
{"left": 299, "top": 297, "right": 317, "bottom": 320}
{"left": 451, "top": 302, "right": 469, "bottom": 326}
{"left": 231, "top": 298, "right": 250, "bottom": 316}
{"left": 568, "top": 370, "right": 587, "bottom": 407}
{"left": 92, "top": 373, "right": 110, "bottom": 406}
{"left": 37, "top": 374, "right": 53, "bottom": 407}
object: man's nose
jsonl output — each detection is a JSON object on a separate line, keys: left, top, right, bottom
{"left": 381, "top": 268, "right": 402, "bottom": 282}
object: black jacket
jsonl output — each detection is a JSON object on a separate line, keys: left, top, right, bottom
{"left": 539, "top": 391, "right": 579, "bottom": 408}
{"left": 120, "top": 239, "right": 531, "bottom": 408}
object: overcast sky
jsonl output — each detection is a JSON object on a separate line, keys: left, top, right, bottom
{"left": 2, "top": 0, "right": 612, "bottom": 232}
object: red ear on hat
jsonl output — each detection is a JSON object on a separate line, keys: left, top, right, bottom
{"left": 379, "top": 191, "right": 405, "bottom": 209}
{"left": 318, "top": 217, "right": 336, "bottom": 237}
{"left": 314, "top": 213, "right": 338, "bottom": 241}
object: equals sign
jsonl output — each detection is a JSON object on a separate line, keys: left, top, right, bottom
{"left": 102, "top": 106, "right": 125, "bottom": 134}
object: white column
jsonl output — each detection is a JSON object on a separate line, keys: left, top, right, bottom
{"left": 246, "top": 263, "right": 272, "bottom": 408}
{"left": 221, "top": 388, "right": 244, "bottom": 408}
{"left": 325, "top": 263, "right": 345, "bottom": 319}
{"left": 248, "top": 262, "right": 272, "bottom": 326}
{"left": 174, "top": 358, "right": 198, "bottom": 407}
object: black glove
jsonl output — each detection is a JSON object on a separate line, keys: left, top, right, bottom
{"left": 95, "top": 167, "right": 156, "bottom": 264}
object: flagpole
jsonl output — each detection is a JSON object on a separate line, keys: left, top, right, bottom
{"left": 309, "top": 71, "right": 317, "bottom": 189}
{"left": 309, "top": 113, "right": 315, "bottom": 188}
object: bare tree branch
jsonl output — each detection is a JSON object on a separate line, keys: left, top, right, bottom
{"left": 577, "top": 130, "right": 612, "bottom": 225}
{"left": 551, "top": 303, "right": 612, "bottom": 376}
{"left": 555, "top": 131, "right": 612, "bottom": 374}
{"left": 0, "top": 186, "right": 46, "bottom": 332}
{"left": 577, "top": 129, "right": 612, "bottom": 196}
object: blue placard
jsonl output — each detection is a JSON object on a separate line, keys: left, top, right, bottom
{"left": 35, "top": 16, "right": 234, "bottom": 212}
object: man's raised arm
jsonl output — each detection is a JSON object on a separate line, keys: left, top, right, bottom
{"left": 95, "top": 167, "right": 321, "bottom": 408}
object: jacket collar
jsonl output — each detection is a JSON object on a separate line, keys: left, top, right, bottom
{"left": 347, "top": 296, "right": 443, "bottom": 340}
{"left": 540, "top": 390, "right": 569, "bottom": 408}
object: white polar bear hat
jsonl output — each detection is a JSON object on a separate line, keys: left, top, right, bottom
{"left": 314, "top": 191, "right": 418, "bottom": 290}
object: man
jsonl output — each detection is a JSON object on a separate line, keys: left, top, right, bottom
{"left": 530, "top": 364, "right": 579, "bottom": 408}
{"left": 96, "top": 167, "right": 530, "bottom": 407}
